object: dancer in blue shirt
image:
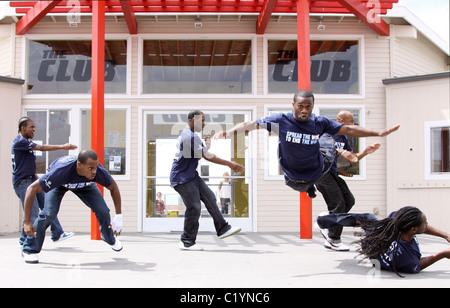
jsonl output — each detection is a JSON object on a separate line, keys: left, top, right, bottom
{"left": 214, "top": 89, "right": 399, "bottom": 193}
{"left": 171, "top": 110, "right": 244, "bottom": 251}
{"left": 12, "top": 116, "right": 77, "bottom": 246}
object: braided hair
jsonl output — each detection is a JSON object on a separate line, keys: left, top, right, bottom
{"left": 356, "top": 206, "right": 424, "bottom": 277}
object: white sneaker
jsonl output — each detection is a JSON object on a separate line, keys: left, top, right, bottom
{"left": 110, "top": 238, "right": 123, "bottom": 252}
{"left": 178, "top": 241, "right": 204, "bottom": 251}
{"left": 323, "top": 240, "right": 350, "bottom": 251}
{"left": 53, "top": 232, "right": 75, "bottom": 243}
{"left": 22, "top": 252, "right": 39, "bottom": 264}
{"left": 218, "top": 226, "right": 242, "bottom": 239}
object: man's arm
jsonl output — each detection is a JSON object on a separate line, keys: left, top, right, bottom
{"left": 420, "top": 248, "right": 450, "bottom": 270}
{"left": 106, "top": 178, "right": 123, "bottom": 236}
{"left": 23, "top": 180, "right": 44, "bottom": 237}
{"left": 203, "top": 151, "right": 245, "bottom": 174}
{"left": 213, "top": 121, "right": 259, "bottom": 140}
{"left": 33, "top": 143, "right": 77, "bottom": 152}
{"left": 425, "top": 225, "right": 450, "bottom": 243}
{"left": 337, "top": 124, "right": 400, "bottom": 138}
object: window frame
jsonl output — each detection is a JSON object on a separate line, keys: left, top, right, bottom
{"left": 22, "top": 35, "right": 132, "bottom": 98}
{"left": 425, "top": 120, "right": 450, "bottom": 180}
{"left": 137, "top": 34, "right": 258, "bottom": 97}
{"left": 263, "top": 34, "right": 365, "bottom": 99}
{"left": 22, "top": 104, "right": 131, "bottom": 180}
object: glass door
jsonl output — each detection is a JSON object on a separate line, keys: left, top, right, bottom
{"left": 142, "top": 110, "right": 253, "bottom": 232}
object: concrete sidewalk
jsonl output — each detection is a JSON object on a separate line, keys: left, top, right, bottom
{"left": 1, "top": 230, "right": 449, "bottom": 288}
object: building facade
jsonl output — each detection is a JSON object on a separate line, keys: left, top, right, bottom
{"left": 1, "top": 5, "right": 449, "bottom": 233}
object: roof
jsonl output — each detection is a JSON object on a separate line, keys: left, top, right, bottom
{"left": 7, "top": 0, "right": 398, "bottom": 35}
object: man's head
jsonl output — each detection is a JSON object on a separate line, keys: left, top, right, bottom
{"left": 187, "top": 110, "right": 205, "bottom": 133}
{"left": 336, "top": 110, "right": 355, "bottom": 125}
{"left": 292, "top": 90, "right": 315, "bottom": 122}
{"left": 18, "top": 117, "right": 35, "bottom": 139}
{"left": 77, "top": 149, "right": 99, "bottom": 180}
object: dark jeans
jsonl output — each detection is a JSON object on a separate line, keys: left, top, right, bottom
{"left": 22, "top": 183, "right": 116, "bottom": 254}
{"left": 317, "top": 213, "right": 377, "bottom": 230}
{"left": 14, "top": 176, "right": 64, "bottom": 245}
{"left": 316, "top": 172, "right": 355, "bottom": 240}
{"left": 174, "top": 174, "right": 231, "bottom": 246}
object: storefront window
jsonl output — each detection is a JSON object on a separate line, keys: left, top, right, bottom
{"left": 25, "top": 109, "right": 72, "bottom": 173}
{"left": 143, "top": 39, "right": 252, "bottom": 94}
{"left": 268, "top": 40, "right": 360, "bottom": 95}
{"left": 81, "top": 109, "right": 129, "bottom": 176}
{"left": 27, "top": 40, "right": 127, "bottom": 94}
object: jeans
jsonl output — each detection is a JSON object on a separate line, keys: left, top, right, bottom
{"left": 14, "top": 177, "right": 64, "bottom": 245}
{"left": 317, "top": 213, "right": 377, "bottom": 230}
{"left": 316, "top": 172, "right": 355, "bottom": 240}
{"left": 22, "top": 183, "right": 115, "bottom": 254}
{"left": 174, "top": 174, "right": 231, "bottom": 246}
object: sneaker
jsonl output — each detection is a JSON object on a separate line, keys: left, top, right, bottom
{"left": 218, "top": 226, "right": 242, "bottom": 239}
{"left": 110, "top": 238, "right": 123, "bottom": 252}
{"left": 323, "top": 240, "right": 350, "bottom": 251}
{"left": 53, "top": 232, "right": 75, "bottom": 243}
{"left": 178, "top": 241, "right": 204, "bottom": 251}
{"left": 22, "top": 252, "right": 39, "bottom": 264}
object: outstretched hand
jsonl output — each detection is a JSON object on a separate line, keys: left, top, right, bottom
{"left": 378, "top": 124, "right": 400, "bottom": 137}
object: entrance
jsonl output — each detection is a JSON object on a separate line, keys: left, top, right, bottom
{"left": 142, "top": 109, "right": 254, "bottom": 232}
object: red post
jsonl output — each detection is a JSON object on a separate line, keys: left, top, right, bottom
{"left": 297, "top": 0, "right": 313, "bottom": 239}
{"left": 90, "top": 1, "right": 105, "bottom": 240}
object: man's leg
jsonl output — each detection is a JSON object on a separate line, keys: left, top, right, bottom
{"left": 317, "top": 213, "right": 377, "bottom": 229}
{"left": 72, "top": 184, "right": 115, "bottom": 245}
{"left": 174, "top": 179, "right": 202, "bottom": 247}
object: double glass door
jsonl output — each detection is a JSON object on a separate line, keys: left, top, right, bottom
{"left": 142, "top": 110, "right": 253, "bottom": 232}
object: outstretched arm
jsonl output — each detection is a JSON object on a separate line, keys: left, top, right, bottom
{"left": 213, "top": 121, "right": 259, "bottom": 140}
{"left": 337, "top": 124, "right": 400, "bottom": 138}
{"left": 33, "top": 143, "right": 77, "bottom": 152}
{"left": 203, "top": 151, "right": 245, "bottom": 174}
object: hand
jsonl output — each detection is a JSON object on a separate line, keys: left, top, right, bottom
{"left": 24, "top": 221, "right": 36, "bottom": 238}
{"left": 213, "top": 131, "right": 230, "bottom": 140}
{"left": 365, "top": 143, "right": 381, "bottom": 155}
{"left": 110, "top": 214, "right": 123, "bottom": 236}
{"left": 230, "top": 162, "right": 245, "bottom": 175}
{"left": 204, "top": 134, "right": 211, "bottom": 150}
{"left": 378, "top": 124, "right": 400, "bottom": 137}
{"left": 341, "top": 150, "right": 358, "bottom": 163}
{"left": 63, "top": 143, "right": 78, "bottom": 150}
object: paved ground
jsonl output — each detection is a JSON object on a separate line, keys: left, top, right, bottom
{"left": 1, "top": 230, "right": 449, "bottom": 289}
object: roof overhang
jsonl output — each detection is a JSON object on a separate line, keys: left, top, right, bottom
{"left": 10, "top": 0, "right": 398, "bottom": 36}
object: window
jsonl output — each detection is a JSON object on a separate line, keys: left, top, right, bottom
{"left": 27, "top": 39, "right": 128, "bottom": 94}
{"left": 142, "top": 39, "right": 253, "bottom": 94}
{"left": 81, "top": 108, "right": 130, "bottom": 177}
{"left": 264, "top": 107, "right": 365, "bottom": 180}
{"left": 425, "top": 121, "right": 450, "bottom": 179}
{"left": 267, "top": 39, "right": 360, "bottom": 95}
{"left": 25, "top": 109, "right": 72, "bottom": 173}
{"left": 25, "top": 106, "right": 130, "bottom": 178}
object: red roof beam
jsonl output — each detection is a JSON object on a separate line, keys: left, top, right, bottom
{"left": 256, "top": 0, "right": 277, "bottom": 34}
{"left": 119, "top": 0, "right": 138, "bottom": 34}
{"left": 336, "top": 0, "right": 390, "bottom": 36}
{"left": 15, "top": 0, "right": 63, "bottom": 35}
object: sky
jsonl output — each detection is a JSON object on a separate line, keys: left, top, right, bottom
{"left": 395, "top": 0, "right": 449, "bottom": 44}
{"left": 1, "top": 1, "right": 449, "bottom": 44}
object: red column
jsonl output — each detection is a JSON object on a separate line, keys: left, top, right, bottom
{"left": 297, "top": 0, "right": 313, "bottom": 239}
{"left": 90, "top": 1, "right": 105, "bottom": 240}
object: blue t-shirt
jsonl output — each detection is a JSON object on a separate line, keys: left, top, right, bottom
{"left": 378, "top": 236, "right": 422, "bottom": 274}
{"left": 170, "top": 128, "right": 207, "bottom": 186}
{"left": 329, "top": 134, "right": 353, "bottom": 174}
{"left": 11, "top": 134, "right": 38, "bottom": 186}
{"left": 39, "top": 155, "right": 112, "bottom": 192}
{"left": 256, "top": 112, "right": 342, "bottom": 181}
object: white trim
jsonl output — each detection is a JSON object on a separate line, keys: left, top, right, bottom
{"left": 424, "top": 120, "right": 450, "bottom": 180}
{"left": 263, "top": 34, "right": 366, "bottom": 99}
